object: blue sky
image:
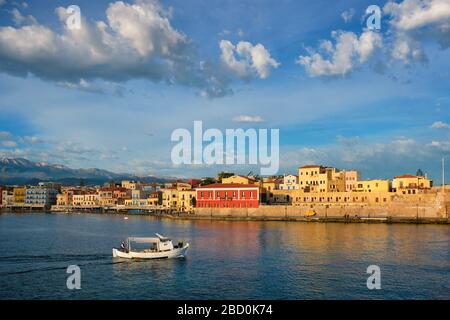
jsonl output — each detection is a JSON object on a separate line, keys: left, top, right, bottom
{"left": 0, "top": 0, "right": 449, "bottom": 182}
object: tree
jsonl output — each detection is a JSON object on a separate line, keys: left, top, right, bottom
{"left": 416, "top": 169, "right": 424, "bottom": 177}
{"left": 217, "top": 172, "right": 234, "bottom": 182}
{"left": 79, "top": 179, "right": 85, "bottom": 187}
{"left": 190, "top": 196, "right": 196, "bottom": 207}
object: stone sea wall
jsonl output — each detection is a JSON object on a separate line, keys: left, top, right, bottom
{"left": 194, "top": 192, "right": 450, "bottom": 222}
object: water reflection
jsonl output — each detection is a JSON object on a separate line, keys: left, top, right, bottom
{"left": 0, "top": 213, "right": 448, "bottom": 299}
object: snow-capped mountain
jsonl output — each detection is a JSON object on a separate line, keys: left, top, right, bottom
{"left": 0, "top": 158, "right": 172, "bottom": 185}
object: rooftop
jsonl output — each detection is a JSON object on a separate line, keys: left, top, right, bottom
{"left": 394, "top": 174, "right": 420, "bottom": 179}
{"left": 299, "top": 165, "right": 322, "bottom": 169}
{"left": 197, "top": 183, "right": 259, "bottom": 189}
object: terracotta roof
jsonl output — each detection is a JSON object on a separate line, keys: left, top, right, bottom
{"left": 299, "top": 165, "right": 322, "bottom": 169}
{"left": 197, "top": 183, "right": 258, "bottom": 189}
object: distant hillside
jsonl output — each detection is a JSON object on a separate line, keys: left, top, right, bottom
{"left": 0, "top": 158, "right": 175, "bottom": 186}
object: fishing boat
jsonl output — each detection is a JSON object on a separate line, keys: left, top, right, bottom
{"left": 112, "top": 233, "right": 189, "bottom": 259}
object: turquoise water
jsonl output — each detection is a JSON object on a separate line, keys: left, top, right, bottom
{"left": 0, "top": 213, "right": 448, "bottom": 299}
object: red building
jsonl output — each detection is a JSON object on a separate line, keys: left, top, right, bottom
{"left": 0, "top": 185, "right": 3, "bottom": 206}
{"left": 196, "top": 183, "right": 259, "bottom": 208}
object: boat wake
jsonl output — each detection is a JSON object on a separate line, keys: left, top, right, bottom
{"left": 0, "top": 254, "right": 127, "bottom": 276}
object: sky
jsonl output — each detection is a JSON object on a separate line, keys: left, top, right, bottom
{"left": 0, "top": 0, "right": 449, "bottom": 182}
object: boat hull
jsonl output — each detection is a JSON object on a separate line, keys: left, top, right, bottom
{"left": 112, "top": 244, "right": 189, "bottom": 259}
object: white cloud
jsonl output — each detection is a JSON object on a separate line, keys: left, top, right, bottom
{"left": 0, "top": 0, "right": 238, "bottom": 98}
{"left": 232, "top": 115, "right": 264, "bottom": 123}
{"left": 429, "top": 140, "right": 450, "bottom": 151}
{"left": 299, "top": 0, "right": 450, "bottom": 76}
{"left": 385, "top": 0, "right": 450, "bottom": 31}
{"left": 341, "top": 8, "right": 355, "bottom": 23}
{"left": 431, "top": 121, "right": 450, "bottom": 129}
{"left": 0, "top": 131, "right": 17, "bottom": 147}
{"left": 10, "top": 8, "right": 36, "bottom": 26}
{"left": 220, "top": 40, "right": 280, "bottom": 80}
{"left": 297, "top": 30, "right": 382, "bottom": 77}
{"left": 57, "top": 79, "right": 104, "bottom": 94}
{"left": 385, "top": 0, "right": 450, "bottom": 63}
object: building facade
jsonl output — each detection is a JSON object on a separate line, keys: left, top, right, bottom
{"left": 13, "top": 186, "right": 26, "bottom": 205}
{"left": 353, "top": 180, "right": 390, "bottom": 193}
{"left": 25, "top": 185, "right": 58, "bottom": 207}
{"left": 343, "top": 170, "right": 360, "bottom": 192}
{"left": 298, "top": 165, "right": 345, "bottom": 193}
{"left": 279, "top": 175, "right": 299, "bottom": 190}
{"left": 196, "top": 183, "right": 259, "bottom": 208}
{"left": 393, "top": 174, "right": 432, "bottom": 194}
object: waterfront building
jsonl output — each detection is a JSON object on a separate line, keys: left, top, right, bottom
{"left": 279, "top": 174, "right": 299, "bottom": 190}
{"left": 147, "top": 192, "right": 161, "bottom": 207}
{"left": 131, "top": 189, "right": 152, "bottom": 206}
{"left": 13, "top": 186, "right": 26, "bottom": 205}
{"left": 2, "top": 188, "right": 13, "bottom": 206}
{"left": 342, "top": 170, "right": 360, "bottom": 192}
{"left": 262, "top": 177, "right": 281, "bottom": 192}
{"left": 393, "top": 174, "right": 432, "bottom": 194}
{"left": 221, "top": 175, "right": 257, "bottom": 185}
{"left": 97, "top": 188, "right": 116, "bottom": 207}
{"left": 196, "top": 183, "right": 259, "bottom": 208}
{"left": 124, "top": 198, "right": 148, "bottom": 207}
{"left": 0, "top": 185, "right": 3, "bottom": 206}
{"left": 121, "top": 180, "right": 142, "bottom": 190}
{"left": 57, "top": 188, "right": 92, "bottom": 206}
{"left": 261, "top": 177, "right": 283, "bottom": 203}
{"left": 72, "top": 193, "right": 99, "bottom": 207}
{"left": 161, "top": 188, "right": 179, "bottom": 209}
{"left": 353, "top": 180, "right": 391, "bottom": 193}
{"left": 298, "top": 165, "right": 345, "bottom": 193}
{"left": 25, "top": 185, "right": 58, "bottom": 208}
{"left": 269, "top": 189, "right": 295, "bottom": 204}
{"left": 178, "top": 189, "right": 196, "bottom": 212}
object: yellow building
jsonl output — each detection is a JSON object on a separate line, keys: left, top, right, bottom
{"left": 262, "top": 177, "right": 280, "bottom": 192}
{"left": 298, "top": 165, "right": 345, "bottom": 193}
{"left": 72, "top": 194, "right": 98, "bottom": 207}
{"left": 222, "top": 175, "right": 257, "bottom": 185}
{"left": 121, "top": 180, "right": 141, "bottom": 190}
{"left": 161, "top": 188, "right": 179, "bottom": 209}
{"left": 178, "top": 190, "right": 196, "bottom": 212}
{"left": 174, "top": 182, "right": 192, "bottom": 191}
{"left": 393, "top": 174, "right": 432, "bottom": 194}
{"left": 147, "top": 196, "right": 160, "bottom": 207}
{"left": 13, "top": 187, "right": 26, "bottom": 205}
{"left": 353, "top": 180, "right": 390, "bottom": 193}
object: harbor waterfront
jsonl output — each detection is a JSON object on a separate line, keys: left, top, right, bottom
{"left": 0, "top": 212, "right": 448, "bottom": 300}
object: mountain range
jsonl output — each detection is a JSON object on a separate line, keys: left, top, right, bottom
{"left": 0, "top": 158, "right": 174, "bottom": 186}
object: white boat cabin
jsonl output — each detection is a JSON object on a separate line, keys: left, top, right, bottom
{"left": 126, "top": 233, "right": 175, "bottom": 253}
